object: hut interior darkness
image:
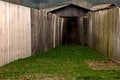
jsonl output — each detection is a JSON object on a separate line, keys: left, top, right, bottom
{"left": 62, "top": 17, "right": 79, "bottom": 45}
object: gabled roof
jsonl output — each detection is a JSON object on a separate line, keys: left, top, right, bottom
{"left": 91, "top": 3, "right": 116, "bottom": 11}
{"left": 46, "top": 3, "right": 90, "bottom": 13}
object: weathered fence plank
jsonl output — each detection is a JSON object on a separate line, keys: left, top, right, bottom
{"left": 0, "top": 1, "right": 31, "bottom": 66}
{"left": 88, "top": 7, "right": 120, "bottom": 62}
{"left": 31, "top": 9, "right": 64, "bottom": 54}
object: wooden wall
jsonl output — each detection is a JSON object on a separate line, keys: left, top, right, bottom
{"left": 31, "top": 9, "right": 64, "bottom": 54}
{"left": 0, "top": 1, "right": 31, "bottom": 66}
{"left": 88, "top": 7, "right": 120, "bottom": 62}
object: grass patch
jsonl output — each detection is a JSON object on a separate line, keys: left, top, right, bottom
{"left": 0, "top": 46, "right": 120, "bottom": 80}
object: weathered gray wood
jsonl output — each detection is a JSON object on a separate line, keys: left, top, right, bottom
{"left": 31, "top": 9, "right": 64, "bottom": 54}
{"left": 50, "top": 5, "right": 87, "bottom": 17}
{"left": 0, "top": 1, "right": 31, "bottom": 66}
{"left": 88, "top": 7, "right": 120, "bottom": 63}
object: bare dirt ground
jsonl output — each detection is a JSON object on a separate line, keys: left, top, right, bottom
{"left": 86, "top": 60, "right": 120, "bottom": 70}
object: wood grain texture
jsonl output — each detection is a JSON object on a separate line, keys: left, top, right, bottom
{"left": 0, "top": 1, "right": 31, "bottom": 66}
{"left": 50, "top": 5, "right": 88, "bottom": 17}
{"left": 88, "top": 7, "right": 120, "bottom": 62}
{"left": 31, "top": 9, "right": 64, "bottom": 54}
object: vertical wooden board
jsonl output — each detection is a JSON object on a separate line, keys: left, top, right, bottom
{"left": 98, "top": 11, "right": 102, "bottom": 53}
{"left": 114, "top": 8, "right": 118, "bottom": 60}
{"left": 39, "top": 10, "right": 44, "bottom": 52}
{"left": 28, "top": 8, "right": 32, "bottom": 56}
{"left": 50, "top": 14, "right": 53, "bottom": 49}
{"left": 11, "top": 4, "right": 14, "bottom": 61}
{"left": 46, "top": 14, "right": 49, "bottom": 50}
{"left": 111, "top": 8, "right": 116, "bottom": 60}
{"left": 98, "top": 11, "right": 101, "bottom": 52}
{"left": 92, "top": 12, "right": 95, "bottom": 49}
{"left": 94, "top": 12, "right": 97, "bottom": 50}
{"left": 95, "top": 12, "right": 99, "bottom": 51}
{"left": 6, "top": 2, "right": 10, "bottom": 63}
{"left": 8, "top": 3, "right": 12, "bottom": 63}
{"left": 31, "top": 9, "right": 34, "bottom": 54}
{"left": 59, "top": 18, "right": 62, "bottom": 45}
{"left": 108, "top": 9, "right": 114, "bottom": 59}
{"left": 17, "top": 5, "right": 21, "bottom": 58}
{"left": 36, "top": 10, "right": 39, "bottom": 52}
{"left": 116, "top": 8, "right": 120, "bottom": 61}
{"left": 58, "top": 17, "right": 61, "bottom": 46}
{"left": 59, "top": 17, "right": 63, "bottom": 46}
{"left": 41, "top": 11, "right": 45, "bottom": 51}
{"left": 0, "top": 1, "right": 2, "bottom": 66}
{"left": 22, "top": 6, "right": 31, "bottom": 58}
{"left": 25, "top": 7, "right": 31, "bottom": 57}
{"left": 99, "top": 10, "right": 107, "bottom": 55}
{"left": 32, "top": 9, "right": 37, "bottom": 54}
{"left": 21, "top": 6, "right": 24, "bottom": 58}
{"left": 2, "top": 2, "right": 7, "bottom": 65}
{"left": 96, "top": 12, "right": 99, "bottom": 51}
{"left": 57, "top": 17, "right": 60, "bottom": 46}
{"left": 78, "top": 16, "right": 84, "bottom": 45}
{"left": 90, "top": 13, "right": 93, "bottom": 48}
{"left": 0, "top": 1, "right": 4, "bottom": 66}
{"left": 14, "top": 4, "right": 18, "bottom": 60}
{"left": 115, "top": 8, "right": 119, "bottom": 61}
{"left": 113, "top": 8, "right": 119, "bottom": 61}
{"left": 23, "top": 7, "right": 29, "bottom": 56}
{"left": 45, "top": 11, "right": 48, "bottom": 51}
{"left": 51, "top": 14, "right": 54, "bottom": 48}
{"left": 8, "top": 3, "right": 13, "bottom": 62}
{"left": 103, "top": 10, "right": 108, "bottom": 55}
{"left": 31, "top": 9, "right": 38, "bottom": 54}
{"left": 32, "top": 9, "right": 36, "bottom": 54}
{"left": 47, "top": 13, "right": 53, "bottom": 50}
{"left": 87, "top": 12, "right": 93, "bottom": 48}
{"left": 53, "top": 15, "right": 56, "bottom": 48}
{"left": 60, "top": 18, "right": 64, "bottom": 45}
{"left": 55, "top": 16, "right": 58, "bottom": 47}
{"left": 117, "top": 8, "right": 120, "bottom": 61}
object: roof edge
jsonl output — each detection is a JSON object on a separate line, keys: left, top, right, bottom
{"left": 48, "top": 3, "right": 91, "bottom": 13}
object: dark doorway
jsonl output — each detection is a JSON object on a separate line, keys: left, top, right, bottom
{"left": 62, "top": 17, "right": 79, "bottom": 45}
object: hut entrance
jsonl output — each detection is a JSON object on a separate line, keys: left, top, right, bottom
{"left": 62, "top": 17, "right": 79, "bottom": 45}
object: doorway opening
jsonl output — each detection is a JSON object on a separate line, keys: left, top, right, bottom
{"left": 62, "top": 17, "right": 80, "bottom": 45}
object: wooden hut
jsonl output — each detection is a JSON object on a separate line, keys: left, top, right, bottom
{"left": 48, "top": 3, "right": 90, "bottom": 45}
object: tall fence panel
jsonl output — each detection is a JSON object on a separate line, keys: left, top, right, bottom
{"left": 88, "top": 7, "right": 120, "bottom": 62}
{"left": 31, "top": 9, "right": 64, "bottom": 54}
{"left": 0, "top": 1, "right": 31, "bottom": 66}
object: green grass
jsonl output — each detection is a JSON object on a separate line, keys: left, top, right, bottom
{"left": 0, "top": 46, "right": 120, "bottom": 80}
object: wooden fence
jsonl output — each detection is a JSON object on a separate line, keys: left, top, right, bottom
{"left": 31, "top": 9, "right": 64, "bottom": 54}
{"left": 88, "top": 7, "right": 120, "bottom": 62}
{"left": 0, "top": 1, "right": 64, "bottom": 66}
{"left": 0, "top": 1, "right": 31, "bottom": 66}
